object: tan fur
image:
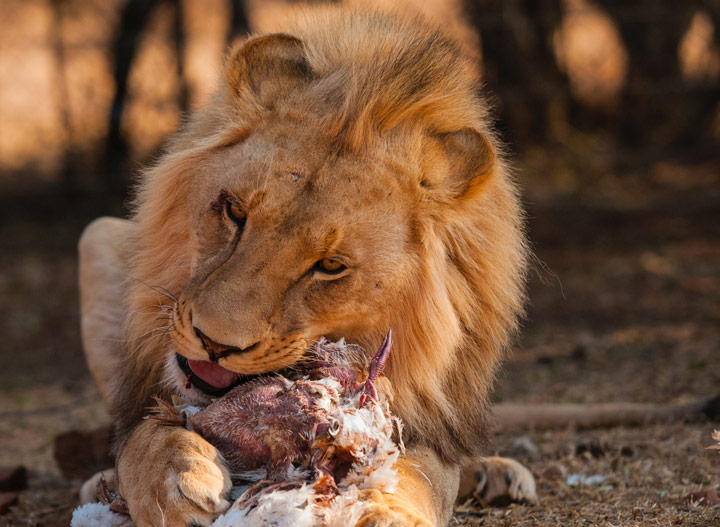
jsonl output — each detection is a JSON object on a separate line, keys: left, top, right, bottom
{"left": 88, "top": 7, "right": 528, "bottom": 526}
{"left": 117, "top": 420, "right": 232, "bottom": 526}
{"left": 112, "top": 7, "right": 526, "bottom": 457}
{"left": 78, "top": 217, "right": 137, "bottom": 408}
{"left": 336, "top": 445, "right": 459, "bottom": 527}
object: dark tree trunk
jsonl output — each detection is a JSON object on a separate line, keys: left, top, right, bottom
{"left": 50, "top": 0, "right": 76, "bottom": 196}
{"left": 172, "top": 0, "right": 189, "bottom": 116}
{"left": 104, "top": 0, "right": 160, "bottom": 195}
{"left": 463, "top": 0, "right": 573, "bottom": 148}
{"left": 228, "top": 0, "right": 250, "bottom": 43}
{"left": 599, "top": 1, "right": 696, "bottom": 150}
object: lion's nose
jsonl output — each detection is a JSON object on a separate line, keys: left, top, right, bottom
{"left": 194, "top": 327, "right": 260, "bottom": 361}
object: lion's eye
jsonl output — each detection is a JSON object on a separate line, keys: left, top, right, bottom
{"left": 226, "top": 201, "right": 247, "bottom": 226}
{"left": 315, "top": 258, "right": 347, "bottom": 275}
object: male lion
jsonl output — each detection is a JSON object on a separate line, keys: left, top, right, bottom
{"left": 79, "top": 8, "right": 536, "bottom": 526}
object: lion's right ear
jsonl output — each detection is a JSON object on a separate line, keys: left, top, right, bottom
{"left": 427, "top": 127, "right": 497, "bottom": 203}
{"left": 225, "top": 33, "right": 312, "bottom": 108}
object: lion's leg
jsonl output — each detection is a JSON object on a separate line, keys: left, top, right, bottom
{"left": 78, "top": 217, "right": 136, "bottom": 506}
{"left": 458, "top": 456, "right": 537, "bottom": 507}
{"left": 79, "top": 468, "right": 116, "bottom": 505}
{"left": 355, "top": 445, "right": 460, "bottom": 527}
{"left": 78, "top": 216, "right": 136, "bottom": 408}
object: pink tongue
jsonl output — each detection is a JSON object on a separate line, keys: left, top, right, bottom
{"left": 187, "top": 359, "right": 239, "bottom": 389}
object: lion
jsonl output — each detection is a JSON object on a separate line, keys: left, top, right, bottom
{"left": 78, "top": 7, "right": 536, "bottom": 526}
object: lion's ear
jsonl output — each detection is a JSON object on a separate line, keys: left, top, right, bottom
{"left": 225, "top": 33, "right": 312, "bottom": 108}
{"left": 431, "top": 128, "right": 497, "bottom": 201}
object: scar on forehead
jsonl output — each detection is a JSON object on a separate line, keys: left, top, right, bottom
{"left": 289, "top": 170, "right": 305, "bottom": 182}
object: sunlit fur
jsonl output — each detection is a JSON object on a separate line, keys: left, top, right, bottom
{"left": 111, "top": 8, "right": 527, "bottom": 462}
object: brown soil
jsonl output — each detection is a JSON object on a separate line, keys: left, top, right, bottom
{"left": 1, "top": 160, "right": 718, "bottom": 526}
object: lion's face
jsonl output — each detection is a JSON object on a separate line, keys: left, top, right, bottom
{"left": 169, "top": 117, "right": 419, "bottom": 394}
{"left": 125, "top": 14, "right": 526, "bottom": 459}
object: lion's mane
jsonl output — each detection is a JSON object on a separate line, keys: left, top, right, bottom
{"left": 112, "top": 8, "right": 527, "bottom": 462}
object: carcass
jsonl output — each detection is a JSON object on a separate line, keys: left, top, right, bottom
{"left": 72, "top": 331, "right": 403, "bottom": 527}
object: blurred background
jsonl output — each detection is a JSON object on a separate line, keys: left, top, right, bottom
{"left": 0, "top": 1, "right": 718, "bottom": 525}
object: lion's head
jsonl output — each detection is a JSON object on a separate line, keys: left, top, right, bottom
{"left": 115, "top": 9, "right": 527, "bottom": 461}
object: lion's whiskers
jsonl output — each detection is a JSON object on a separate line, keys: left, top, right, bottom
{"left": 136, "top": 324, "right": 174, "bottom": 341}
{"left": 130, "top": 277, "right": 179, "bottom": 303}
{"left": 128, "top": 304, "right": 174, "bottom": 318}
{"left": 91, "top": 323, "right": 172, "bottom": 345}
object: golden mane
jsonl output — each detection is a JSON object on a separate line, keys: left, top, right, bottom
{"left": 112, "top": 8, "right": 527, "bottom": 461}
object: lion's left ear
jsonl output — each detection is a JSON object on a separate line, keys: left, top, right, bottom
{"left": 225, "top": 33, "right": 313, "bottom": 108}
{"left": 431, "top": 128, "right": 497, "bottom": 201}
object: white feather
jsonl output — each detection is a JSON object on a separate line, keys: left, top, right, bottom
{"left": 70, "top": 503, "right": 135, "bottom": 527}
{"left": 213, "top": 484, "right": 318, "bottom": 527}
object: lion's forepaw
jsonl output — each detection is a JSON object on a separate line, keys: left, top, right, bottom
{"left": 473, "top": 456, "right": 537, "bottom": 507}
{"left": 118, "top": 423, "right": 232, "bottom": 527}
{"left": 354, "top": 489, "right": 434, "bottom": 527}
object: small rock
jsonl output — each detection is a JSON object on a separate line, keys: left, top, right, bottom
{"left": 584, "top": 474, "right": 606, "bottom": 486}
{"left": 54, "top": 426, "right": 115, "bottom": 480}
{"left": 0, "top": 466, "right": 27, "bottom": 492}
{"left": 567, "top": 473, "right": 606, "bottom": 487}
{"left": 567, "top": 474, "right": 582, "bottom": 487}
{"left": 511, "top": 436, "right": 541, "bottom": 461}
{"left": 575, "top": 440, "right": 605, "bottom": 458}
{"left": 557, "top": 441, "right": 576, "bottom": 457}
{"left": 0, "top": 492, "right": 19, "bottom": 514}
{"left": 543, "top": 463, "right": 567, "bottom": 481}
{"left": 620, "top": 446, "right": 634, "bottom": 457}
{"left": 536, "top": 355, "right": 555, "bottom": 365}
{"left": 702, "top": 396, "right": 720, "bottom": 422}
{"left": 573, "top": 332, "right": 596, "bottom": 360}
{"left": 569, "top": 344, "right": 587, "bottom": 361}
{"left": 686, "top": 489, "right": 720, "bottom": 508}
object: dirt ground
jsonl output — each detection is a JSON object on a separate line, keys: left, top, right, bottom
{"left": 0, "top": 159, "right": 718, "bottom": 526}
